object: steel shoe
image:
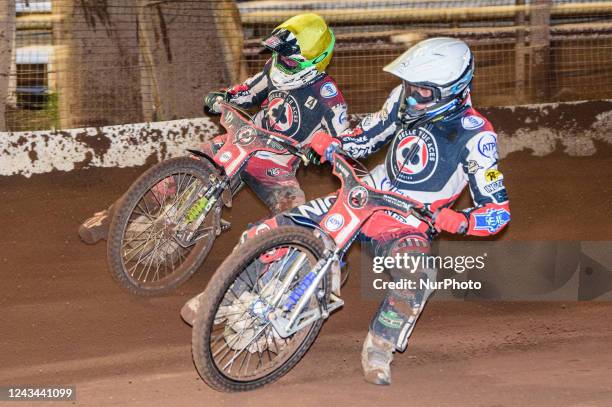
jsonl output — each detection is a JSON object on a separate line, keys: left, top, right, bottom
{"left": 361, "top": 331, "right": 394, "bottom": 385}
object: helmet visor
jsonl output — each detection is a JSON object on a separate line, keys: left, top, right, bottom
{"left": 270, "top": 30, "right": 335, "bottom": 74}
{"left": 262, "top": 28, "right": 300, "bottom": 57}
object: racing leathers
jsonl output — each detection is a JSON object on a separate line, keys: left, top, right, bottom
{"left": 332, "top": 84, "right": 510, "bottom": 357}
{"left": 209, "top": 59, "right": 348, "bottom": 214}
{"left": 238, "top": 84, "right": 510, "bottom": 359}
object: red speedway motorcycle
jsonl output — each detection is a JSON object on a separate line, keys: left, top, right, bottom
{"left": 106, "top": 102, "right": 309, "bottom": 296}
{"left": 188, "top": 150, "right": 445, "bottom": 391}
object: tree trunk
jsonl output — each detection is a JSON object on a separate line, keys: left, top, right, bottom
{"left": 0, "top": 0, "right": 16, "bottom": 132}
{"left": 137, "top": 0, "right": 246, "bottom": 122}
{"left": 54, "top": 0, "right": 143, "bottom": 128}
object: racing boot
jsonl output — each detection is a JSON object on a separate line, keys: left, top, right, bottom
{"left": 181, "top": 292, "right": 204, "bottom": 326}
{"left": 78, "top": 208, "right": 110, "bottom": 245}
{"left": 361, "top": 330, "right": 394, "bottom": 385}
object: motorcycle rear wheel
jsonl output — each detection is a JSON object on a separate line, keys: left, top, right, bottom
{"left": 107, "top": 156, "right": 221, "bottom": 296}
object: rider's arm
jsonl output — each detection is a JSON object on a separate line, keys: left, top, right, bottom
{"left": 320, "top": 97, "right": 349, "bottom": 138}
{"left": 335, "top": 85, "right": 402, "bottom": 159}
{"left": 224, "top": 61, "right": 271, "bottom": 109}
{"left": 460, "top": 130, "right": 511, "bottom": 236}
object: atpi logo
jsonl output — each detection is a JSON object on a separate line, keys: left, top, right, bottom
{"left": 224, "top": 110, "right": 234, "bottom": 124}
{"left": 477, "top": 132, "right": 498, "bottom": 160}
{"left": 473, "top": 208, "right": 510, "bottom": 233}
{"left": 255, "top": 223, "right": 271, "bottom": 235}
{"left": 324, "top": 213, "right": 345, "bottom": 232}
{"left": 348, "top": 186, "right": 368, "bottom": 209}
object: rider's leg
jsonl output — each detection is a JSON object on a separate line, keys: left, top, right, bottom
{"left": 241, "top": 156, "right": 306, "bottom": 215}
{"left": 362, "top": 232, "right": 437, "bottom": 385}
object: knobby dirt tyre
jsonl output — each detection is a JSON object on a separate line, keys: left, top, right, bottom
{"left": 192, "top": 226, "right": 329, "bottom": 392}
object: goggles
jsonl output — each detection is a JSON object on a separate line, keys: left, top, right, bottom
{"left": 272, "top": 30, "right": 335, "bottom": 74}
{"left": 403, "top": 82, "right": 437, "bottom": 106}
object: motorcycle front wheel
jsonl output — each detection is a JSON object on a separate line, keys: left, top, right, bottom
{"left": 192, "top": 226, "right": 329, "bottom": 392}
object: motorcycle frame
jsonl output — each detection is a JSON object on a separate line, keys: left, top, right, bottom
{"left": 181, "top": 102, "right": 307, "bottom": 233}
{"left": 269, "top": 153, "right": 429, "bottom": 338}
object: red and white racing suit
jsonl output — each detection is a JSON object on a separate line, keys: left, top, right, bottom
{"left": 210, "top": 60, "right": 348, "bottom": 214}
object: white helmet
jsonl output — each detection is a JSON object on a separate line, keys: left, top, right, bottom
{"left": 384, "top": 37, "right": 474, "bottom": 120}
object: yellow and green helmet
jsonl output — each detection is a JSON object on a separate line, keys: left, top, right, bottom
{"left": 262, "top": 13, "right": 335, "bottom": 73}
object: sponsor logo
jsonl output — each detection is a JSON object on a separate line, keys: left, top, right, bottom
{"left": 291, "top": 196, "right": 336, "bottom": 219}
{"left": 266, "top": 167, "right": 281, "bottom": 177}
{"left": 485, "top": 169, "right": 502, "bottom": 182}
{"left": 477, "top": 132, "right": 498, "bottom": 160}
{"left": 378, "top": 310, "right": 403, "bottom": 329}
{"left": 461, "top": 115, "right": 485, "bottom": 130}
{"left": 224, "top": 110, "right": 234, "bottom": 124}
{"left": 320, "top": 81, "right": 338, "bottom": 98}
{"left": 382, "top": 194, "right": 410, "bottom": 213}
{"left": 266, "top": 92, "right": 301, "bottom": 136}
{"left": 467, "top": 160, "right": 483, "bottom": 174}
{"left": 263, "top": 36, "right": 281, "bottom": 48}
{"left": 305, "top": 95, "right": 317, "bottom": 110}
{"left": 493, "top": 188, "right": 509, "bottom": 203}
{"left": 473, "top": 208, "right": 510, "bottom": 233}
{"left": 255, "top": 223, "right": 271, "bottom": 235}
{"left": 324, "top": 213, "right": 345, "bottom": 231}
{"left": 484, "top": 180, "right": 505, "bottom": 193}
{"left": 339, "top": 110, "right": 347, "bottom": 124}
{"left": 386, "top": 127, "right": 439, "bottom": 185}
{"left": 219, "top": 151, "right": 232, "bottom": 163}
{"left": 234, "top": 126, "right": 256, "bottom": 146}
{"left": 348, "top": 186, "right": 369, "bottom": 209}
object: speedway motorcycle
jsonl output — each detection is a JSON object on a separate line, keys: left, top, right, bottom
{"left": 188, "top": 150, "right": 443, "bottom": 392}
{"left": 106, "top": 102, "right": 309, "bottom": 296}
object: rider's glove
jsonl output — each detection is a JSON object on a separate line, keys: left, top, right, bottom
{"left": 434, "top": 208, "right": 468, "bottom": 234}
{"left": 310, "top": 131, "right": 341, "bottom": 164}
{"left": 203, "top": 90, "right": 228, "bottom": 114}
{"left": 306, "top": 148, "right": 323, "bottom": 166}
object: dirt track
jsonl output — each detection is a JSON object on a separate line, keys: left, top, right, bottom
{"left": 1, "top": 148, "right": 612, "bottom": 406}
